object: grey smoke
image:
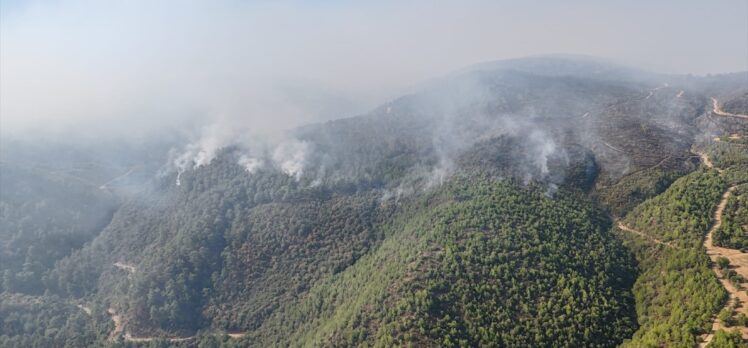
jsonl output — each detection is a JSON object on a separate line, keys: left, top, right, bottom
{"left": 2, "top": 0, "right": 746, "bottom": 141}
{"left": 3, "top": 0, "right": 745, "bottom": 194}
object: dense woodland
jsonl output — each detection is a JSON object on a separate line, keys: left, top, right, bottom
{"left": 619, "top": 170, "right": 727, "bottom": 347}
{"left": 234, "top": 176, "right": 638, "bottom": 347}
{"left": 713, "top": 185, "right": 748, "bottom": 250}
{"left": 0, "top": 162, "right": 117, "bottom": 294}
{"left": 0, "top": 293, "right": 110, "bottom": 348}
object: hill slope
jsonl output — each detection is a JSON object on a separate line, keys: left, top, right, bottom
{"left": 1, "top": 56, "right": 747, "bottom": 347}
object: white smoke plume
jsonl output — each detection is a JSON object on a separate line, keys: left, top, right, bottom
{"left": 163, "top": 121, "right": 314, "bottom": 184}
{"left": 238, "top": 155, "right": 263, "bottom": 174}
{"left": 272, "top": 139, "right": 311, "bottom": 180}
{"left": 170, "top": 123, "right": 237, "bottom": 184}
{"left": 528, "top": 129, "right": 557, "bottom": 176}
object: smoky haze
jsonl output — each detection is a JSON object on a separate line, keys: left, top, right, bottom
{"left": 1, "top": 0, "right": 747, "bottom": 140}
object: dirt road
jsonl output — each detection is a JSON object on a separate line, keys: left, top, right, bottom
{"left": 99, "top": 166, "right": 139, "bottom": 190}
{"left": 113, "top": 262, "right": 136, "bottom": 274}
{"left": 107, "top": 308, "right": 125, "bottom": 341}
{"left": 700, "top": 186, "right": 747, "bottom": 346}
{"left": 106, "top": 261, "right": 245, "bottom": 342}
{"left": 645, "top": 83, "right": 669, "bottom": 100}
{"left": 693, "top": 148, "right": 722, "bottom": 173}
{"left": 76, "top": 303, "right": 92, "bottom": 316}
{"left": 617, "top": 222, "right": 676, "bottom": 248}
{"left": 106, "top": 306, "right": 197, "bottom": 343}
{"left": 712, "top": 97, "right": 748, "bottom": 120}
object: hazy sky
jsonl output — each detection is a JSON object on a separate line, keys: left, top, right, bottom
{"left": 1, "top": 0, "right": 747, "bottom": 136}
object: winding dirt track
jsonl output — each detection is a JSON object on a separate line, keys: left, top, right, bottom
{"left": 113, "top": 261, "right": 136, "bottom": 274}
{"left": 712, "top": 97, "right": 748, "bottom": 120}
{"left": 99, "top": 166, "right": 139, "bottom": 190}
{"left": 76, "top": 303, "right": 92, "bottom": 316}
{"left": 700, "top": 186, "right": 746, "bottom": 346}
{"left": 617, "top": 222, "right": 676, "bottom": 248}
{"left": 107, "top": 308, "right": 125, "bottom": 341}
{"left": 693, "top": 148, "right": 723, "bottom": 173}
{"left": 645, "top": 83, "right": 669, "bottom": 100}
{"left": 697, "top": 126, "right": 748, "bottom": 345}
{"left": 107, "top": 305, "right": 196, "bottom": 343}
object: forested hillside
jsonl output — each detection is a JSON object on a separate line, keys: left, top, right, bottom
{"left": 713, "top": 184, "right": 748, "bottom": 250}
{"left": 0, "top": 162, "right": 118, "bottom": 294}
{"left": 240, "top": 176, "right": 637, "bottom": 347}
{"left": 618, "top": 170, "right": 727, "bottom": 347}
{"left": 1, "top": 56, "right": 747, "bottom": 347}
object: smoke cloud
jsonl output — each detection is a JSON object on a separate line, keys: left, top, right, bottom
{"left": 2, "top": 0, "right": 745, "bottom": 193}
{"left": 2, "top": 0, "right": 746, "bottom": 140}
